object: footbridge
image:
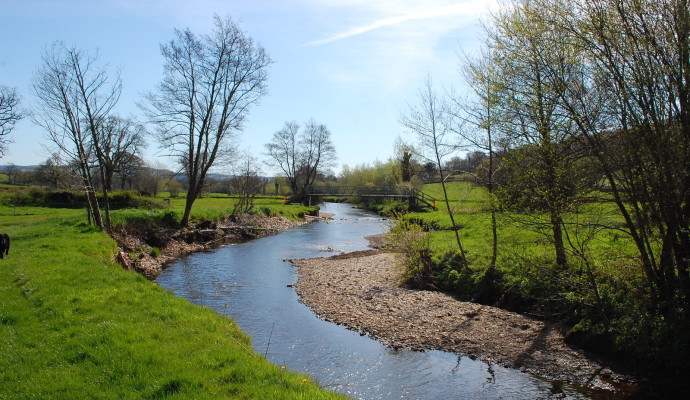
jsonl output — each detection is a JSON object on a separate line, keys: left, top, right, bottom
{"left": 305, "top": 185, "right": 437, "bottom": 209}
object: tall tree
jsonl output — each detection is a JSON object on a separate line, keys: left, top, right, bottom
{"left": 0, "top": 85, "right": 25, "bottom": 157}
{"left": 91, "top": 116, "right": 146, "bottom": 226}
{"left": 265, "top": 119, "right": 336, "bottom": 198}
{"left": 550, "top": 0, "right": 690, "bottom": 307}
{"left": 33, "top": 42, "right": 121, "bottom": 229}
{"left": 229, "top": 151, "right": 265, "bottom": 215}
{"left": 144, "top": 15, "right": 271, "bottom": 227}
{"left": 299, "top": 119, "right": 337, "bottom": 194}
{"left": 116, "top": 152, "right": 145, "bottom": 190}
{"left": 92, "top": 116, "right": 146, "bottom": 191}
{"left": 400, "top": 76, "right": 468, "bottom": 267}
{"left": 485, "top": 0, "right": 586, "bottom": 267}
{"left": 394, "top": 138, "right": 418, "bottom": 184}
{"left": 265, "top": 121, "right": 299, "bottom": 193}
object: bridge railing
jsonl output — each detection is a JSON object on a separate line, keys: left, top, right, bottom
{"left": 412, "top": 188, "right": 437, "bottom": 209}
{"left": 306, "top": 185, "right": 415, "bottom": 197}
{"left": 306, "top": 185, "right": 437, "bottom": 209}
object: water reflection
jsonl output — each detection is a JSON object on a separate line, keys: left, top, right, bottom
{"left": 156, "top": 203, "right": 604, "bottom": 399}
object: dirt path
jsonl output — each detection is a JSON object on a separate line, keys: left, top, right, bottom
{"left": 289, "top": 249, "right": 635, "bottom": 392}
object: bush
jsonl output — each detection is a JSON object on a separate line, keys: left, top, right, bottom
{"left": 0, "top": 189, "right": 34, "bottom": 206}
{"left": 44, "top": 191, "right": 79, "bottom": 205}
{"left": 160, "top": 210, "right": 179, "bottom": 226}
{"left": 379, "top": 200, "right": 410, "bottom": 216}
{"left": 386, "top": 218, "right": 433, "bottom": 287}
{"left": 150, "top": 247, "right": 161, "bottom": 258}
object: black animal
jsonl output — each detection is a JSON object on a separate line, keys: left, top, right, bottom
{"left": 0, "top": 233, "right": 9, "bottom": 259}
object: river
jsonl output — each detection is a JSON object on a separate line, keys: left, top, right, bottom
{"left": 155, "top": 202, "right": 608, "bottom": 400}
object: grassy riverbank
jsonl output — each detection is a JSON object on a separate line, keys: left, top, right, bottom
{"left": 0, "top": 199, "right": 343, "bottom": 399}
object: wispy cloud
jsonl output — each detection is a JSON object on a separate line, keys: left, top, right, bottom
{"left": 303, "top": 1, "right": 480, "bottom": 47}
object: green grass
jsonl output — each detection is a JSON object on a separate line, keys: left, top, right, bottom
{"left": 421, "top": 181, "right": 491, "bottom": 209}
{"left": 0, "top": 202, "right": 342, "bottom": 399}
{"left": 410, "top": 183, "right": 635, "bottom": 266}
{"left": 135, "top": 195, "right": 314, "bottom": 225}
{"left": 401, "top": 182, "right": 644, "bottom": 302}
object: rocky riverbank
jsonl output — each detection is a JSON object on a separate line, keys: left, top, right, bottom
{"left": 289, "top": 244, "right": 638, "bottom": 393}
{"left": 113, "top": 213, "right": 311, "bottom": 279}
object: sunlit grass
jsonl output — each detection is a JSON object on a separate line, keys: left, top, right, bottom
{"left": 409, "top": 182, "right": 640, "bottom": 279}
{"left": 0, "top": 200, "right": 341, "bottom": 399}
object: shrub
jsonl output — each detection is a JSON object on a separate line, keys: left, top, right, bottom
{"left": 44, "top": 191, "right": 79, "bottom": 206}
{"left": 379, "top": 200, "right": 410, "bottom": 216}
{"left": 109, "top": 191, "right": 165, "bottom": 209}
{"left": 160, "top": 210, "right": 179, "bottom": 227}
{"left": 150, "top": 247, "right": 161, "bottom": 258}
{"left": 386, "top": 217, "right": 433, "bottom": 287}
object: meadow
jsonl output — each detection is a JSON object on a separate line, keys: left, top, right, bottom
{"left": 0, "top": 195, "right": 343, "bottom": 399}
{"left": 409, "top": 182, "right": 636, "bottom": 271}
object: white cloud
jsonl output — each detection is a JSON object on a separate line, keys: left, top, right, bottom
{"left": 303, "top": 1, "right": 483, "bottom": 47}
{"left": 298, "top": 0, "right": 492, "bottom": 95}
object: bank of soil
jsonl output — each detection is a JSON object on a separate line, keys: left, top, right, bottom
{"left": 113, "top": 213, "right": 313, "bottom": 279}
{"left": 289, "top": 242, "right": 637, "bottom": 393}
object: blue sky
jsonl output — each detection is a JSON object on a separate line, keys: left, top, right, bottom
{"left": 0, "top": 0, "right": 494, "bottom": 174}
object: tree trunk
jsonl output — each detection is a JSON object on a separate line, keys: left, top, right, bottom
{"left": 551, "top": 209, "right": 567, "bottom": 267}
{"left": 78, "top": 157, "right": 103, "bottom": 230}
{"left": 180, "top": 189, "right": 196, "bottom": 228}
{"left": 439, "top": 168, "right": 468, "bottom": 266}
{"left": 487, "top": 115, "right": 498, "bottom": 270}
{"left": 99, "top": 167, "right": 112, "bottom": 232}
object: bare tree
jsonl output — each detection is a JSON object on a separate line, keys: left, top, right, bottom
{"left": 0, "top": 85, "right": 25, "bottom": 158}
{"left": 265, "top": 119, "right": 336, "bottom": 198}
{"left": 229, "top": 151, "right": 264, "bottom": 215}
{"left": 115, "top": 152, "right": 145, "bottom": 190}
{"left": 144, "top": 15, "right": 272, "bottom": 227}
{"left": 265, "top": 121, "right": 300, "bottom": 193}
{"left": 2, "top": 163, "right": 20, "bottom": 185}
{"left": 299, "top": 119, "right": 337, "bottom": 194}
{"left": 91, "top": 115, "right": 146, "bottom": 224}
{"left": 400, "top": 76, "right": 468, "bottom": 267}
{"left": 32, "top": 42, "right": 121, "bottom": 229}
{"left": 452, "top": 47, "right": 505, "bottom": 270}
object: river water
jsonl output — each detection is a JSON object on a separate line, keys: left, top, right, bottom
{"left": 156, "top": 203, "right": 609, "bottom": 400}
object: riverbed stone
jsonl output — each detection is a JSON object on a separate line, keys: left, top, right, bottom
{"left": 289, "top": 250, "right": 635, "bottom": 392}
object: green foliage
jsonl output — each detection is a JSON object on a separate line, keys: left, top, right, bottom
{"left": 150, "top": 247, "right": 161, "bottom": 258}
{"left": 0, "top": 188, "right": 165, "bottom": 210}
{"left": 0, "top": 205, "right": 343, "bottom": 399}
{"left": 389, "top": 181, "right": 690, "bottom": 371}
{"left": 386, "top": 217, "right": 433, "bottom": 286}
{"left": 364, "top": 199, "right": 410, "bottom": 217}
{"left": 338, "top": 160, "right": 402, "bottom": 187}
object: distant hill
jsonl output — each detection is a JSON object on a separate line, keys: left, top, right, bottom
{"left": 0, "top": 165, "right": 38, "bottom": 172}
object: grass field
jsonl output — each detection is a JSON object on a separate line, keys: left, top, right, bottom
{"left": 409, "top": 182, "right": 635, "bottom": 265}
{"left": 0, "top": 197, "right": 343, "bottom": 399}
